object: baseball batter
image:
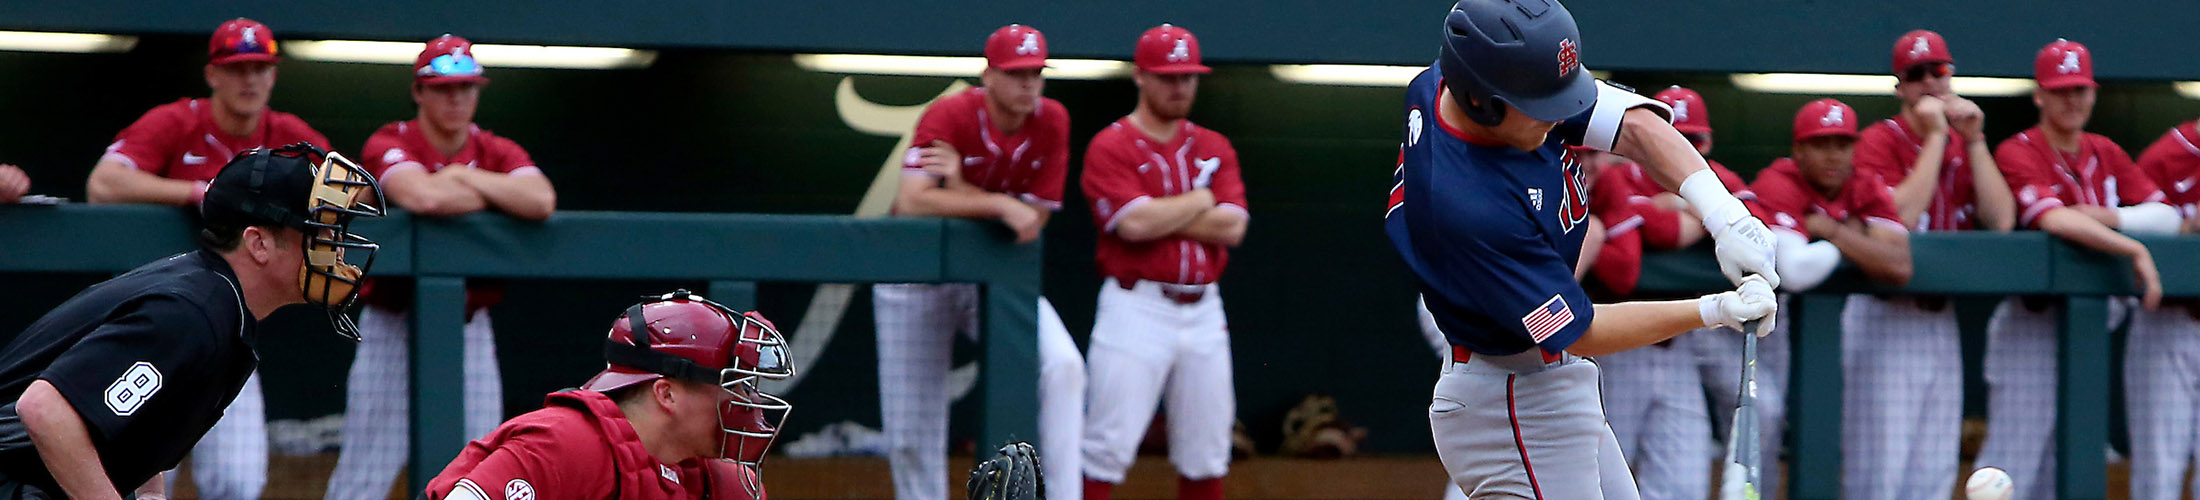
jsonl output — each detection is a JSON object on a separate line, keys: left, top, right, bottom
{"left": 328, "top": 35, "right": 558, "bottom": 500}
{"left": 871, "top": 24, "right": 1085, "bottom": 500}
{"left": 1078, "top": 24, "right": 1248, "bottom": 500}
{"left": 0, "top": 145, "right": 379, "bottom": 500}
{"left": 1841, "top": 29, "right": 2016, "bottom": 500}
{"left": 423, "top": 291, "right": 791, "bottom": 500}
{"left": 2128, "top": 117, "right": 2200, "bottom": 500}
{"left": 83, "top": 19, "right": 331, "bottom": 500}
{"left": 1978, "top": 39, "right": 2179, "bottom": 500}
{"left": 1389, "top": 1, "right": 1779, "bottom": 498}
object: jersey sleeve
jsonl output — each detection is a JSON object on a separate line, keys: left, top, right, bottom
{"left": 2101, "top": 140, "right": 2165, "bottom": 206}
{"left": 1993, "top": 137, "right": 2064, "bottom": 228}
{"left": 902, "top": 99, "right": 963, "bottom": 173}
{"left": 2136, "top": 126, "right": 2200, "bottom": 218}
{"left": 362, "top": 131, "right": 427, "bottom": 180}
{"left": 103, "top": 106, "right": 191, "bottom": 176}
{"left": 1082, "top": 135, "right": 1150, "bottom": 233}
{"left": 1554, "top": 81, "right": 1673, "bottom": 152}
{"left": 1207, "top": 137, "right": 1249, "bottom": 217}
{"left": 485, "top": 136, "right": 543, "bottom": 177}
{"left": 1852, "top": 175, "right": 1907, "bottom": 232}
{"left": 1748, "top": 163, "right": 1812, "bottom": 237}
{"left": 37, "top": 294, "right": 219, "bottom": 442}
{"left": 1850, "top": 125, "right": 1907, "bottom": 190}
{"left": 1022, "top": 105, "right": 1072, "bottom": 210}
{"left": 426, "top": 428, "right": 587, "bottom": 500}
{"left": 1588, "top": 216, "right": 1643, "bottom": 298}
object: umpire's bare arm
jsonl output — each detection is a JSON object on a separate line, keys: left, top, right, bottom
{"left": 19, "top": 380, "right": 126, "bottom": 500}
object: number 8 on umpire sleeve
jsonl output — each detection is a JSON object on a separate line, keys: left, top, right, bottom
{"left": 103, "top": 362, "right": 163, "bottom": 416}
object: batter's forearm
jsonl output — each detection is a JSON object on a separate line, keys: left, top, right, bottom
{"left": 1615, "top": 109, "right": 1707, "bottom": 191}
{"left": 1568, "top": 300, "right": 1707, "bottom": 357}
{"left": 20, "top": 381, "right": 124, "bottom": 500}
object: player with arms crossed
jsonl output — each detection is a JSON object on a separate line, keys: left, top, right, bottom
{"left": 872, "top": 24, "right": 1085, "bottom": 500}
{"left": 0, "top": 145, "right": 380, "bottom": 500}
{"left": 1388, "top": 1, "right": 1777, "bottom": 498}
{"left": 423, "top": 291, "right": 792, "bottom": 500}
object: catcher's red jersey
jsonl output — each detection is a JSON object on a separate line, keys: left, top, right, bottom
{"left": 425, "top": 391, "right": 691, "bottom": 500}
{"left": 903, "top": 87, "right": 1071, "bottom": 210}
{"left": 101, "top": 98, "right": 329, "bottom": 181}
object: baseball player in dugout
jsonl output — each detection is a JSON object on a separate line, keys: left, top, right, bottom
{"left": 2128, "top": 94, "right": 2200, "bottom": 500}
{"left": 326, "top": 34, "right": 557, "bottom": 500}
{"left": 1979, "top": 39, "right": 2183, "bottom": 500}
{"left": 1836, "top": 29, "right": 2014, "bottom": 500}
{"left": 1386, "top": 0, "right": 1780, "bottom": 498}
{"left": 422, "top": 291, "right": 793, "bottom": 500}
{"left": 80, "top": 18, "right": 331, "bottom": 500}
{"left": 1079, "top": 24, "right": 1248, "bottom": 500}
{"left": 0, "top": 145, "right": 381, "bottom": 500}
{"left": 872, "top": 24, "right": 1086, "bottom": 500}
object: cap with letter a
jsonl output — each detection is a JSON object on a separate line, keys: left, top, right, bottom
{"left": 985, "top": 24, "right": 1048, "bottom": 71}
{"left": 1135, "top": 24, "right": 1211, "bottom": 75}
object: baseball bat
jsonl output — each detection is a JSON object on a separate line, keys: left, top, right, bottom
{"left": 1720, "top": 316, "right": 1767, "bottom": 500}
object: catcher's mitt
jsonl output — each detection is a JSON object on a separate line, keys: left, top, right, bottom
{"left": 967, "top": 441, "right": 1044, "bottom": 500}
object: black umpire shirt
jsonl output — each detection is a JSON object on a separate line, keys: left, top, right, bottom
{"left": 0, "top": 250, "right": 259, "bottom": 495}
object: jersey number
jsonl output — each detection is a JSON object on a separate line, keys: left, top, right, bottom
{"left": 103, "top": 362, "right": 162, "bottom": 416}
{"left": 1557, "top": 151, "right": 1592, "bottom": 232}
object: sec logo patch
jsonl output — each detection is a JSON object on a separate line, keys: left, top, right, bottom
{"left": 504, "top": 479, "right": 535, "bottom": 500}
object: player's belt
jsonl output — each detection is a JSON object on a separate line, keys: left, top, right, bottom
{"left": 1121, "top": 279, "right": 1210, "bottom": 305}
{"left": 1450, "top": 345, "right": 1565, "bottom": 373}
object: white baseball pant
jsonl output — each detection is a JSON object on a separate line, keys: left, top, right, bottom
{"left": 2124, "top": 306, "right": 2200, "bottom": 500}
{"left": 1082, "top": 279, "right": 1233, "bottom": 483}
{"left": 1977, "top": 297, "right": 2127, "bottom": 500}
{"left": 1600, "top": 340, "right": 1710, "bottom": 500}
{"left": 1433, "top": 348, "right": 1640, "bottom": 500}
{"left": 1840, "top": 295, "right": 1962, "bottom": 500}
{"left": 872, "top": 284, "right": 1085, "bottom": 500}
{"left": 323, "top": 304, "right": 504, "bottom": 500}
{"left": 1416, "top": 297, "right": 1472, "bottom": 500}
{"left": 170, "top": 371, "right": 265, "bottom": 500}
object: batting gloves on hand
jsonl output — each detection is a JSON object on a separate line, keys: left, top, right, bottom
{"left": 1700, "top": 275, "right": 1776, "bottom": 337}
{"left": 1676, "top": 169, "right": 1781, "bottom": 289}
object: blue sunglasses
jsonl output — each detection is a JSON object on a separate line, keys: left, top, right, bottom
{"left": 420, "top": 53, "right": 483, "bottom": 77}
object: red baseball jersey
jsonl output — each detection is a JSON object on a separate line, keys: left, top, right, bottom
{"left": 1853, "top": 117, "right": 1979, "bottom": 231}
{"left": 1996, "top": 127, "right": 2163, "bottom": 228}
{"left": 903, "top": 87, "right": 1071, "bottom": 210}
{"left": 1750, "top": 158, "right": 1907, "bottom": 239}
{"left": 1083, "top": 118, "right": 1247, "bottom": 285}
{"left": 101, "top": 98, "right": 330, "bottom": 181}
{"left": 1594, "top": 160, "right": 1759, "bottom": 250}
{"left": 2135, "top": 121, "right": 2200, "bottom": 220}
{"left": 1586, "top": 168, "right": 1648, "bottom": 298}
{"left": 426, "top": 391, "right": 693, "bottom": 500}
{"left": 356, "top": 119, "right": 541, "bottom": 312}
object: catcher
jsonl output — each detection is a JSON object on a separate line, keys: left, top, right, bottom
{"left": 423, "top": 291, "right": 792, "bottom": 500}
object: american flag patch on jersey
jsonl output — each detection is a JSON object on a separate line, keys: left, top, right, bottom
{"left": 1521, "top": 294, "right": 1574, "bottom": 343}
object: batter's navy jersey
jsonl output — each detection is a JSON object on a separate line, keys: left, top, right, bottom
{"left": 0, "top": 250, "right": 258, "bottom": 494}
{"left": 1385, "top": 65, "right": 1669, "bottom": 356}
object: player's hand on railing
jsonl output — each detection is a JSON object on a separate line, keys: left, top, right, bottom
{"left": 2133, "top": 249, "right": 2163, "bottom": 310}
{"left": 1714, "top": 215, "right": 1781, "bottom": 289}
{"left": 1699, "top": 275, "right": 1776, "bottom": 337}
{"left": 999, "top": 198, "right": 1044, "bottom": 244}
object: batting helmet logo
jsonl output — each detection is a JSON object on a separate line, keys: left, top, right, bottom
{"left": 1556, "top": 38, "right": 1581, "bottom": 77}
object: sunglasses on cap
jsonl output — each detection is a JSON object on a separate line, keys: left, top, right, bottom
{"left": 1900, "top": 63, "right": 1953, "bottom": 83}
{"left": 419, "top": 53, "right": 483, "bottom": 78}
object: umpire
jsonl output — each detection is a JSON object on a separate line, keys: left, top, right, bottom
{"left": 0, "top": 144, "right": 382, "bottom": 500}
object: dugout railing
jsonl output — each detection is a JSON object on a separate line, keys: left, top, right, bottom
{"left": 4, "top": 204, "right": 2189, "bottom": 499}
{"left": 0, "top": 204, "right": 1043, "bottom": 494}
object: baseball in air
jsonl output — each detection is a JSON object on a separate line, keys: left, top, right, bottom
{"left": 1964, "top": 467, "right": 2013, "bottom": 500}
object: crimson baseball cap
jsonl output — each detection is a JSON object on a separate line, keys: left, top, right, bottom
{"left": 1892, "top": 29, "right": 1954, "bottom": 74}
{"left": 1793, "top": 98, "right": 1860, "bottom": 142}
{"left": 1135, "top": 24, "right": 1211, "bottom": 75}
{"left": 416, "top": 35, "right": 489, "bottom": 86}
{"left": 1654, "top": 86, "right": 1711, "bottom": 135}
{"left": 984, "top": 24, "right": 1048, "bottom": 71}
{"left": 208, "top": 18, "right": 279, "bottom": 65}
{"left": 2034, "top": 39, "right": 2095, "bottom": 90}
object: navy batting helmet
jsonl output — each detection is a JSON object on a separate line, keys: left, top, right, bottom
{"left": 1438, "top": 0, "right": 1597, "bottom": 126}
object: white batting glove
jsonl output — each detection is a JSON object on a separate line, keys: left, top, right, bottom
{"left": 1699, "top": 275, "right": 1776, "bottom": 337}
{"left": 1192, "top": 157, "right": 1221, "bottom": 189}
{"left": 1714, "top": 216, "right": 1781, "bottom": 289}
